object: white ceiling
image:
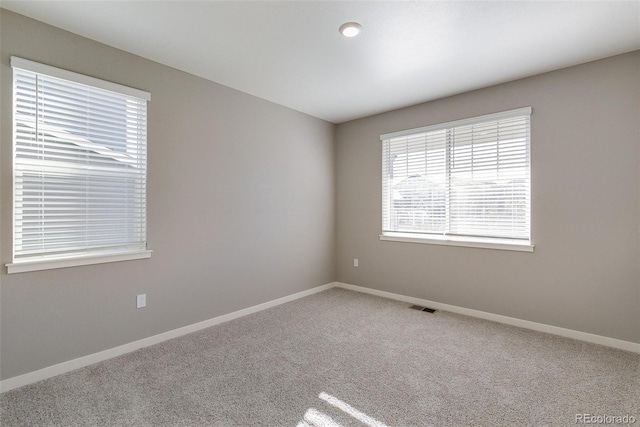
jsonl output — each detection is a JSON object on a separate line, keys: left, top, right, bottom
{"left": 2, "top": 1, "right": 639, "bottom": 123}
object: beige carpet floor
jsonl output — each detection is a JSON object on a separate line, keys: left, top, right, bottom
{"left": 1, "top": 288, "right": 638, "bottom": 426}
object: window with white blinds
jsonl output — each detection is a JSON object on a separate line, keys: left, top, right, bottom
{"left": 381, "top": 107, "right": 531, "bottom": 248}
{"left": 9, "top": 57, "right": 151, "bottom": 272}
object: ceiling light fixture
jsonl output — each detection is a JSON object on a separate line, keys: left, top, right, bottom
{"left": 339, "top": 22, "right": 362, "bottom": 38}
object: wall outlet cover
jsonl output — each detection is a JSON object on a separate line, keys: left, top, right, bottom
{"left": 136, "top": 294, "right": 146, "bottom": 308}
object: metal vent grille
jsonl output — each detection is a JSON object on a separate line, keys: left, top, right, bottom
{"left": 410, "top": 305, "right": 436, "bottom": 313}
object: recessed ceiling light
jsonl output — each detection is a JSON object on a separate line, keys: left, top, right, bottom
{"left": 339, "top": 22, "right": 362, "bottom": 38}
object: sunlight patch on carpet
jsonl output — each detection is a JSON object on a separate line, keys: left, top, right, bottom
{"left": 319, "top": 392, "right": 389, "bottom": 427}
{"left": 297, "top": 407, "right": 341, "bottom": 427}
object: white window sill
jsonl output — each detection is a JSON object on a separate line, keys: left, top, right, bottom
{"left": 380, "top": 232, "right": 534, "bottom": 252}
{"left": 6, "top": 250, "right": 153, "bottom": 274}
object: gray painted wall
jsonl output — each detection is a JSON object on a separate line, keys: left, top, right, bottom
{"left": 335, "top": 51, "right": 640, "bottom": 344}
{"left": 0, "top": 11, "right": 335, "bottom": 380}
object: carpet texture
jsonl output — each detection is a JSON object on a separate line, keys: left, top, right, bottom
{"left": 1, "top": 288, "right": 638, "bottom": 426}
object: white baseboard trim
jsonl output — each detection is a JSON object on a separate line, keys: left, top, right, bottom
{"left": 335, "top": 282, "right": 640, "bottom": 354}
{"left": 0, "top": 282, "right": 336, "bottom": 393}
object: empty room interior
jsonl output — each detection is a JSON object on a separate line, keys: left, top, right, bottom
{"left": 0, "top": 1, "right": 639, "bottom": 426}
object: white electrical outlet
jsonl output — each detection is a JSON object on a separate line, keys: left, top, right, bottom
{"left": 136, "top": 294, "right": 146, "bottom": 308}
{"left": 353, "top": 258, "right": 359, "bottom": 267}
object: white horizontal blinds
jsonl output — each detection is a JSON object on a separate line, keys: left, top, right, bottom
{"left": 13, "top": 63, "right": 148, "bottom": 261}
{"left": 382, "top": 130, "right": 447, "bottom": 233}
{"left": 448, "top": 115, "right": 530, "bottom": 239}
{"left": 381, "top": 108, "right": 530, "bottom": 241}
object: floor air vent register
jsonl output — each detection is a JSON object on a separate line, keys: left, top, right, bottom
{"left": 410, "top": 305, "right": 436, "bottom": 313}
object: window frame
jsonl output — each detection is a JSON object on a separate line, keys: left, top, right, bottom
{"left": 380, "top": 107, "right": 534, "bottom": 252}
{"left": 6, "top": 57, "right": 152, "bottom": 273}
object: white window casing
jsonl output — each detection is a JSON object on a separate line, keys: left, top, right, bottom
{"left": 7, "top": 57, "right": 152, "bottom": 273}
{"left": 381, "top": 107, "right": 533, "bottom": 252}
